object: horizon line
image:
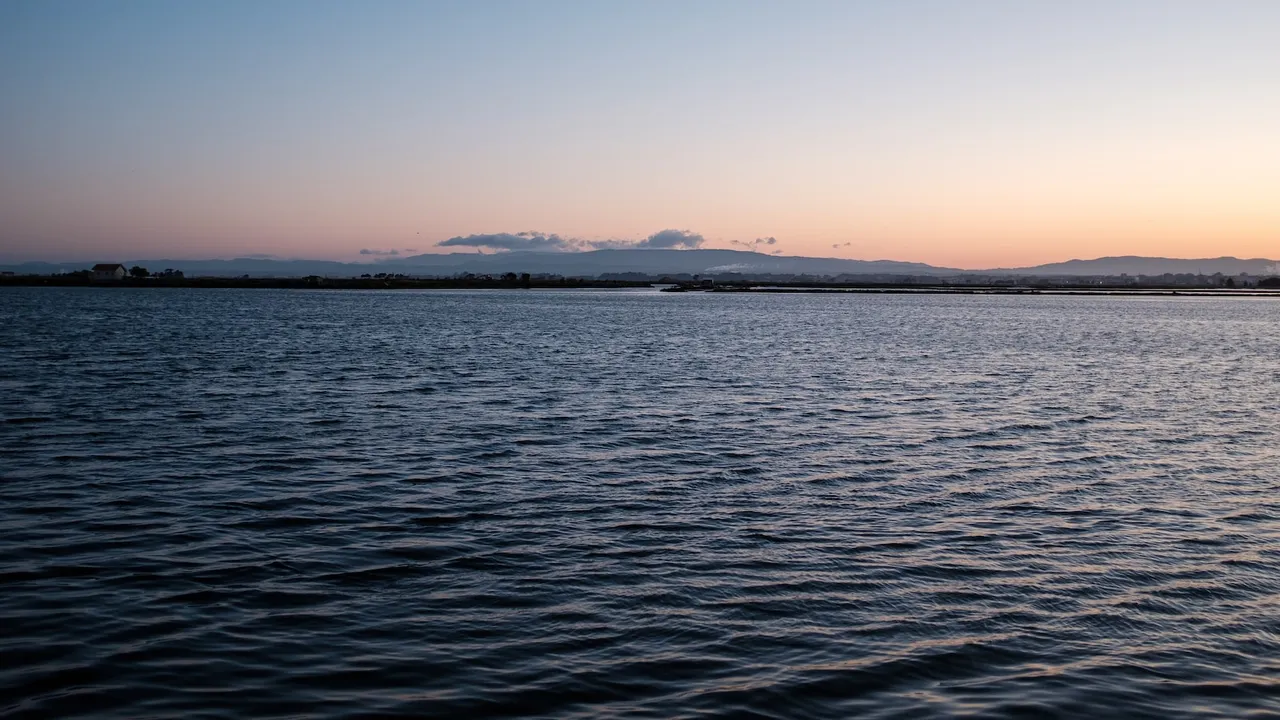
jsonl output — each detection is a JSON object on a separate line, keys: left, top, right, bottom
{"left": 4, "top": 249, "right": 1280, "bottom": 274}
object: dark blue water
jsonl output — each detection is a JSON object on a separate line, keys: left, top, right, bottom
{"left": 3, "top": 287, "right": 1280, "bottom": 718}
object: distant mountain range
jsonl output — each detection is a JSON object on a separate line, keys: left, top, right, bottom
{"left": 4, "top": 250, "right": 1278, "bottom": 279}
{"left": 991, "top": 255, "right": 1280, "bottom": 277}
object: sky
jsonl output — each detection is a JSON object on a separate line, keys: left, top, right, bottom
{"left": 1, "top": 0, "right": 1277, "bottom": 268}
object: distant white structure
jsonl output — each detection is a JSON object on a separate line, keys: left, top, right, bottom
{"left": 92, "top": 263, "right": 127, "bottom": 281}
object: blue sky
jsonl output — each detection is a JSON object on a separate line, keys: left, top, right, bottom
{"left": 2, "top": 0, "right": 1277, "bottom": 265}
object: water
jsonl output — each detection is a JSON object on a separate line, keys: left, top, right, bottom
{"left": 3, "top": 287, "right": 1279, "bottom": 718}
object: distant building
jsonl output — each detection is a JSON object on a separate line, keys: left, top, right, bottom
{"left": 92, "top": 263, "right": 127, "bottom": 281}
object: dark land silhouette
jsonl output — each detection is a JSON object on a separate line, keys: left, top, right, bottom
{"left": 6, "top": 250, "right": 1280, "bottom": 281}
{"left": 4, "top": 269, "right": 1279, "bottom": 296}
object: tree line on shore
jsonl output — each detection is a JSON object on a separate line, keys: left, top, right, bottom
{"left": 4, "top": 265, "right": 1279, "bottom": 290}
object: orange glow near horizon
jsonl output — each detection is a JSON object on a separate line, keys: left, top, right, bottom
{"left": 2, "top": 2, "right": 1278, "bottom": 267}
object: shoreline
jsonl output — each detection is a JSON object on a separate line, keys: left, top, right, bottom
{"left": 2, "top": 275, "right": 1278, "bottom": 297}
{"left": 0, "top": 276, "right": 651, "bottom": 290}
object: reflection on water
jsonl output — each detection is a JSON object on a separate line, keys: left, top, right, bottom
{"left": 2, "top": 287, "right": 1279, "bottom": 718}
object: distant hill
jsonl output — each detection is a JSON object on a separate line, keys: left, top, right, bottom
{"left": 388, "top": 248, "right": 952, "bottom": 277}
{"left": 0, "top": 249, "right": 955, "bottom": 278}
{"left": 1000, "top": 256, "right": 1280, "bottom": 277}
{"left": 4, "top": 251, "right": 1277, "bottom": 279}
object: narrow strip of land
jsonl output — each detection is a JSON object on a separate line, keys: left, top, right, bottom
{"left": 3, "top": 275, "right": 1278, "bottom": 296}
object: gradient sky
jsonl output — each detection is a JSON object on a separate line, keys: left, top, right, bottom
{"left": 2, "top": 0, "right": 1277, "bottom": 267}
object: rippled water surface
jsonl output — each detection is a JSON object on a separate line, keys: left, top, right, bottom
{"left": 3, "top": 287, "right": 1280, "bottom": 718}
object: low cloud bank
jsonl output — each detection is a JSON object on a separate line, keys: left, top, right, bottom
{"left": 437, "top": 232, "right": 575, "bottom": 252}
{"left": 634, "top": 229, "right": 704, "bottom": 249}
{"left": 436, "top": 229, "right": 707, "bottom": 253}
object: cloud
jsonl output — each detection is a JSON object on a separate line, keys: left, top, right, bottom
{"left": 584, "top": 238, "right": 639, "bottom": 250}
{"left": 360, "top": 248, "right": 400, "bottom": 256}
{"left": 435, "top": 229, "right": 707, "bottom": 252}
{"left": 437, "top": 232, "right": 577, "bottom": 252}
{"left": 731, "top": 236, "right": 781, "bottom": 252}
{"left": 634, "top": 229, "right": 704, "bottom": 249}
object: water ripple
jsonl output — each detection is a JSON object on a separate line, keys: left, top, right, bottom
{"left": 2, "top": 287, "right": 1280, "bottom": 718}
